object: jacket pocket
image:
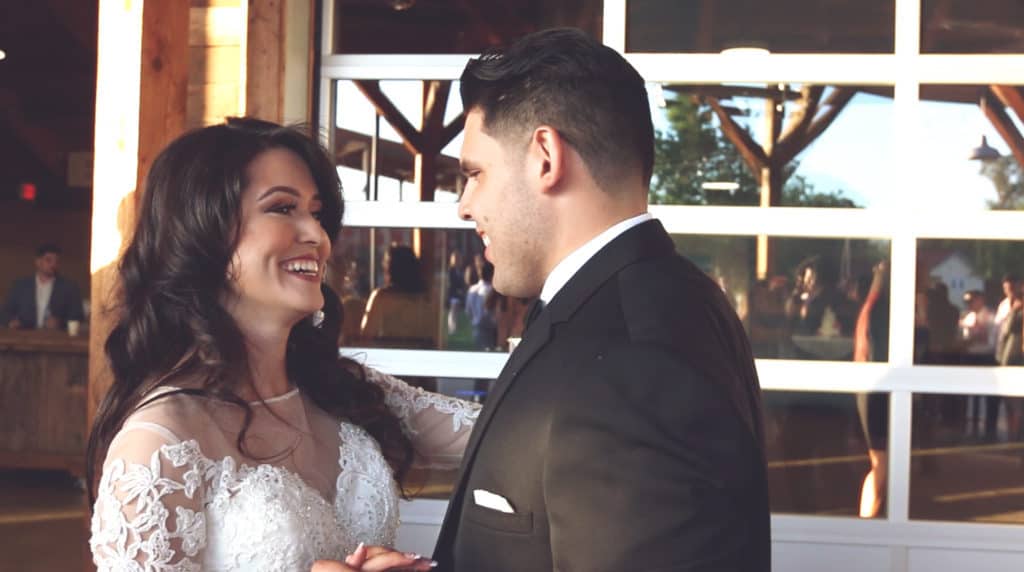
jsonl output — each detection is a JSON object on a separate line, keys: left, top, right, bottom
{"left": 464, "top": 502, "right": 534, "bottom": 534}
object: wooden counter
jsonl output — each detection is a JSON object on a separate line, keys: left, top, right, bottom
{"left": 0, "top": 329, "right": 88, "bottom": 477}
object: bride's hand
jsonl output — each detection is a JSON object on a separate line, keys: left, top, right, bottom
{"left": 311, "top": 542, "right": 436, "bottom": 572}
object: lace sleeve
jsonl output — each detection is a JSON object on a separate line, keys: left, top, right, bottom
{"left": 364, "top": 366, "right": 481, "bottom": 468}
{"left": 90, "top": 425, "right": 208, "bottom": 572}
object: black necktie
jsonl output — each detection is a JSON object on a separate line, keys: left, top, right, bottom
{"left": 524, "top": 298, "right": 545, "bottom": 331}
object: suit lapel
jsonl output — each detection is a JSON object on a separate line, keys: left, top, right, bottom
{"left": 449, "top": 307, "right": 553, "bottom": 491}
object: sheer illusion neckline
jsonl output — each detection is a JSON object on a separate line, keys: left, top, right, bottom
{"left": 156, "top": 385, "right": 301, "bottom": 406}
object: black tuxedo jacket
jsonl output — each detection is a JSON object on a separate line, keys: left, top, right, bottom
{"left": 434, "top": 220, "right": 770, "bottom": 571}
{"left": 1, "top": 274, "right": 84, "bottom": 329}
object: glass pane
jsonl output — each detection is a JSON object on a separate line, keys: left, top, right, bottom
{"left": 911, "top": 393, "right": 1024, "bottom": 524}
{"left": 922, "top": 1, "right": 1024, "bottom": 54}
{"left": 915, "top": 239, "right": 1024, "bottom": 366}
{"left": 627, "top": 0, "right": 894, "bottom": 53}
{"left": 401, "top": 376, "right": 492, "bottom": 499}
{"left": 765, "top": 390, "right": 885, "bottom": 517}
{"left": 916, "top": 85, "right": 1024, "bottom": 212}
{"left": 332, "top": 227, "right": 531, "bottom": 351}
{"left": 673, "top": 235, "right": 891, "bottom": 361}
{"left": 334, "top": 80, "right": 464, "bottom": 203}
{"left": 651, "top": 84, "right": 893, "bottom": 208}
{"left": 333, "top": 0, "right": 602, "bottom": 54}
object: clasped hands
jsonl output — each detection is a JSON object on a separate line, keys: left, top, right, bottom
{"left": 311, "top": 542, "right": 436, "bottom": 572}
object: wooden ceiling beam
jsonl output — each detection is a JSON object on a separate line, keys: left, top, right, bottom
{"left": 778, "top": 86, "right": 855, "bottom": 165}
{"left": 354, "top": 80, "right": 423, "bottom": 155}
{"left": 39, "top": 0, "right": 98, "bottom": 60}
{"left": 0, "top": 89, "right": 67, "bottom": 177}
{"left": 990, "top": 85, "right": 1024, "bottom": 127}
{"left": 704, "top": 95, "right": 768, "bottom": 175}
{"left": 775, "top": 85, "right": 823, "bottom": 162}
{"left": 981, "top": 88, "right": 1024, "bottom": 169}
{"left": 421, "top": 80, "right": 449, "bottom": 147}
{"left": 695, "top": 0, "right": 715, "bottom": 52}
{"left": 440, "top": 112, "right": 465, "bottom": 149}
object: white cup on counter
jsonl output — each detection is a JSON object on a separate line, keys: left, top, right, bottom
{"left": 67, "top": 320, "right": 81, "bottom": 337}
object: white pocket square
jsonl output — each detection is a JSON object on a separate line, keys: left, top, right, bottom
{"left": 473, "top": 489, "right": 515, "bottom": 514}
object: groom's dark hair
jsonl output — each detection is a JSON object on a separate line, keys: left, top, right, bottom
{"left": 460, "top": 28, "right": 655, "bottom": 191}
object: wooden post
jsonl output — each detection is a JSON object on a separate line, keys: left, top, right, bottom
{"left": 756, "top": 90, "right": 784, "bottom": 279}
{"left": 89, "top": 0, "right": 190, "bottom": 431}
{"left": 87, "top": 1, "right": 190, "bottom": 569}
{"left": 246, "top": 0, "right": 285, "bottom": 121}
{"left": 415, "top": 81, "right": 451, "bottom": 346}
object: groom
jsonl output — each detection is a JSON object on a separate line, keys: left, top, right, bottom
{"left": 433, "top": 28, "right": 770, "bottom": 571}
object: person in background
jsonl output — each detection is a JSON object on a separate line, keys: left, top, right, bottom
{"left": 960, "top": 290, "right": 996, "bottom": 365}
{"left": 996, "top": 275, "right": 1024, "bottom": 442}
{"left": 360, "top": 244, "right": 436, "bottom": 348}
{"left": 1, "top": 243, "right": 84, "bottom": 330}
{"left": 959, "top": 289, "right": 998, "bottom": 440}
{"left": 853, "top": 261, "right": 890, "bottom": 518}
{"left": 465, "top": 261, "right": 497, "bottom": 350}
{"left": 446, "top": 251, "right": 468, "bottom": 335}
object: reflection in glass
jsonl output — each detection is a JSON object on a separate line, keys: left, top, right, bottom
{"left": 627, "top": 0, "right": 894, "bottom": 53}
{"left": 651, "top": 84, "right": 891, "bottom": 208}
{"left": 673, "top": 235, "right": 891, "bottom": 362}
{"left": 764, "top": 390, "right": 880, "bottom": 517}
{"left": 922, "top": 1, "right": 1024, "bottom": 54}
{"left": 334, "top": 80, "right": 464, "bottom": 203}
{"left": 333, "top": 0, "right": 602, "bottom": 54}
{"left": 911, "top": 393, "right": 1024, "bottom": 524}
{"left": 331, "top": 227, "right": 530, "bottom": 352}
{"left": 917, "top": 85, "right": 1024, "bottom": 212}
{"left": 916, "top": 239, "right": 1024, "bottom": 366}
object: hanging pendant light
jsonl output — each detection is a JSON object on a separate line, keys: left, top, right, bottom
{"left": 968, "top": 135, "right": 1000, "bottom": 161}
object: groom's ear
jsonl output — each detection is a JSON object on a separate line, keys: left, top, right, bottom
{"left": 526, "top": 125, "right": 567, "bottom": 196}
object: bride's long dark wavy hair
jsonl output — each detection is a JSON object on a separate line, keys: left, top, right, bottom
{"left": 86, "top": 117, "right": 413, "bottom": 501}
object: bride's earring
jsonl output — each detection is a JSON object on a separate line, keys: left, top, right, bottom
{"left": 311, "top": 308, "right": 325, "bottom": 328}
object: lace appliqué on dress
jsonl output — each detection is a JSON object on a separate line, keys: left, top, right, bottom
{"left": 90, "top": 441, "right": 207, "bottom": 572}
{"left": 91, "top": 424, "right": 401, "bottom": 572}
{"left": 365, "top": 367, "right": 481, "bottom": 434}
{"left": 335, "top": 423, "right": 400, "bottom": 550}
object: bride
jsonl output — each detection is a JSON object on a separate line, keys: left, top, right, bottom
{"left": 87, "top": 117, "right": 480, "bottom": 571}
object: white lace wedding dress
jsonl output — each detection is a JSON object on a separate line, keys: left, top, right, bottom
{"left": 89, "top": 367, "right": 480, "bottom": 571}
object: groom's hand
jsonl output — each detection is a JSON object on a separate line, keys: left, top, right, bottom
{"left": 311, "top": 543, "right": 436, "bottom": 572}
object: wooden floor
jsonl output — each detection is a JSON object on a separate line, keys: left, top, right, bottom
{"left": 0, "top": 470, "right": 89, "bottom": 572}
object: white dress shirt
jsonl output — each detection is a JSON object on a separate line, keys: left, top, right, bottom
{"left": 35, "top": 275, "right": 54, "bottom": 328}
{"left": 539, "top": 213, "right": 654, "bottom": 305}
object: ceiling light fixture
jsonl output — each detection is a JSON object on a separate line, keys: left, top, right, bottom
{"left": 968, "top": 135, "right": 1000, "bottom": 161}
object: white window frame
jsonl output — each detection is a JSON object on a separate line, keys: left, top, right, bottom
{"left": 321, "top": 0, "right": 1024, "bottom": 563}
